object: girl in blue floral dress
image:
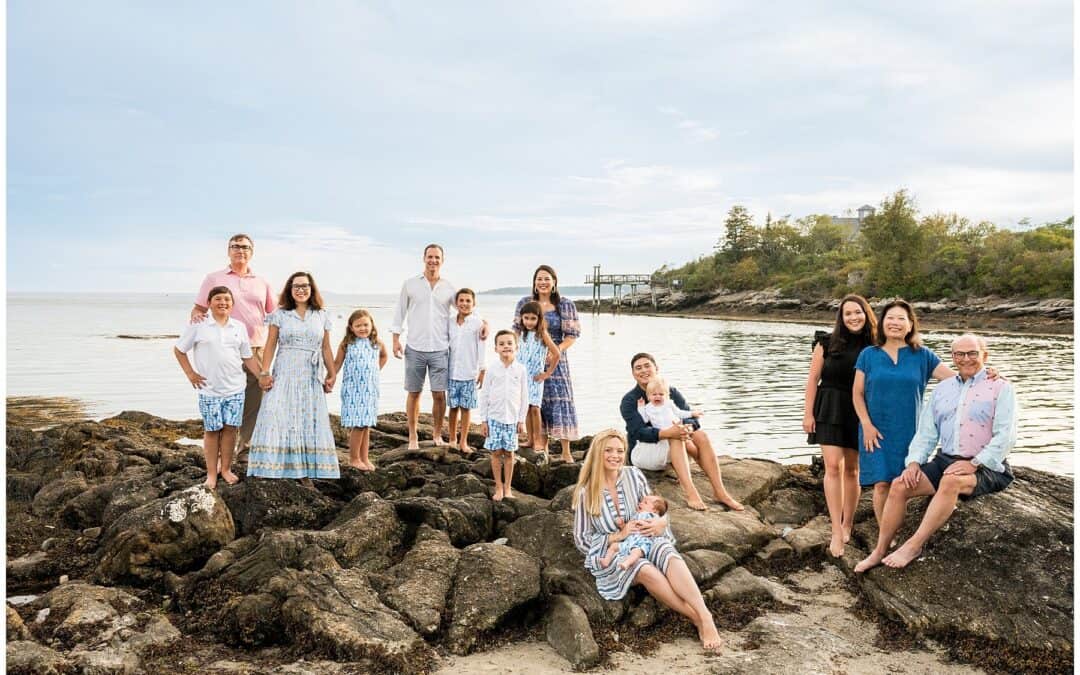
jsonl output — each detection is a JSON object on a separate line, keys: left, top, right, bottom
{"left": 247, "top": 272, "right": 340, "bottom": 483}
{"left": 515, "top": 301, "right": 561, "bottom": 451}
{"left": 514, "top": 265, "right": 581, "bottom": 462}
{"left": 333, "top": 308, "right": 387, "bottom": 471}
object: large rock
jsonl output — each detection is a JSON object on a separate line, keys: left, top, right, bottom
{"left": 683, "top": 549, "right": 736, "bottom": 585}
{"left": 96, "top": 485, "right": 235, "bottom": 585}
{"left": 846, "top": 467, "right": 1073, "bottom": 670}
{"left": 704, "top": 567, "right": 785, "bottom": 603}
{"left": 6, "top": 641, "right": 71, "bottom": 675}
{"left": 220, "top": 478, "right": 340, "bottom": 536}
{"left": 756, "top": 486, "right": 822, "bottom": 526}
{"left": 545, "top": 595, "right": 600, "bottom": 668}
{"left": 31, "top": 472, "right": 89, "bottom": 518}
{"left": 503, "top": 510, "right": 579, "bottom": 566}
{"left": 783, "top": 515, "right": 831, "bottom": 556}
{"left": 376, "top": 526, "right": 461, "bottom": 636}
{"left": 446, "top": 543, "right": 542, "bottom": 654}
{"left": 716, "top": 457, "right": 788, "bottom": 506}
{"left": 7, "top": 605, "right": 31, "bottom": 641}
{"left": 662, "top": 504, "right": 774, "bottom": 560}
{"left": 393, "top": 495, "right": 493, "bottom": 546}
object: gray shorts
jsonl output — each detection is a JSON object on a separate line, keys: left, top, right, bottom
{"left": 404, "top": 346, "right": 449, "bottom": 393}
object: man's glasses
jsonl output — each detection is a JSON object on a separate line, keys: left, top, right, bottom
{"left": 951, "top": 350, "right": 981, "bottom": 360}
{"left": 229, "top": 244, "right": 253, "bottom": 252}
{"left": 292, "top": 283, "right": 311, "bottom": 290}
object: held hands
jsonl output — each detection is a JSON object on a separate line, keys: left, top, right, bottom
{"left": 862, "top": 422, "right": 883, "bottom": 452}
{"left": 943, "top": 459, "right": 977, "bottom": 476}
{"left": 258, "top": 374, "right": 274, "bottom": 391}
{"left": 802, "top": 412, "right": 816, "bottom": 434}
{"left": 480, "top": 422, "right": 489, "bottom": 437}
{"left": 517, "top": 422, "right": 525, "bottom": 434}
{"left": 323, "top": 373, "right": 336, "bottom": 394}
{"left": 900, "top": 462, "right": 922, "bottom": 489}
{"left": 392, "top": 336, "right": 404, "bottom": 359}
{"left": 184, "top": 370, "right": 207, "bottom": 389}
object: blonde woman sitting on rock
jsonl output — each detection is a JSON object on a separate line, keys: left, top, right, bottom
{"left": 572, "top": 429, "right": 722, "bottom": 652}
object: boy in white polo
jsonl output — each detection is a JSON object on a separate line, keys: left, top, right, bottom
{"left": 447, "top": 288, "right": 486, "bottom": 455}
{"left": 174, "top": 286, "right": 266, "bottom": 488}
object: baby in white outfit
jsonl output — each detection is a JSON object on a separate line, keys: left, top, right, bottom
{"left": 638, "top": 375, "right": 702, "bottom": 431}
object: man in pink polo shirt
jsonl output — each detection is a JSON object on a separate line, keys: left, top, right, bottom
{"left": 192, "top": 233, "right": 276, "bottom": 452}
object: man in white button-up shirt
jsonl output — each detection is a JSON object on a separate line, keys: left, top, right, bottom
{"left": 391, "top": 244, "right": 459, "bottom": 450}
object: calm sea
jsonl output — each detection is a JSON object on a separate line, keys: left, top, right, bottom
{"left": 6, "top": 292, "right": 1073, "bottom": 476}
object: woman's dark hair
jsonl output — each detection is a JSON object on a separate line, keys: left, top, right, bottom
{"left": 829, "top": 294, "right": 877, "bottom": 353}
{"left": 206, "top": 286, "right": 234, "bottom": 304}
{"left": 279, "top": 271, "right": 324, "bottom": 311}
{"left": 340, "top": 308, "right": 379, "bottom": 349}
{"left": 876, "top": 298, "right": 922, "bottom": 349}
{"left": 531, "top": 265, "right": 561, "bottom": 306}
{"left": 518, "top": 301, "right": 549, "bottom": 341}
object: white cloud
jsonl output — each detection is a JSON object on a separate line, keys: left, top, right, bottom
{"left": 659, "top": 106, "right": 720, "bottom": 142}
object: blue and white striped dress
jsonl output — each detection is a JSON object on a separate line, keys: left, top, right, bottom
{"left": 573, "top": 466, "right": 681, "bottom": 600}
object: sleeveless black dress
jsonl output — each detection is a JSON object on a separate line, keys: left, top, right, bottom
{"left": 807, "top": 331, "right": 865, "bottom": 449}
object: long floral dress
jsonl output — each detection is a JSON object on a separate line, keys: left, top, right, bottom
{"left": 514, "top": 296, "right": 580, "bottom": 440}
{"left": 246, "top": 308, "right": 340, "bottom": 479}
{"left": 572, "top": 466, "right": 681, "bottom": 600}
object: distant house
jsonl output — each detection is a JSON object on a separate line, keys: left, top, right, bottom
{"left": 829, "top": 204, "right": 875, "bottom": 239}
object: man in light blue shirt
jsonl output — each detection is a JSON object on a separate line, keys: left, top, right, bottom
{"left": 855, "top": 334, "right": 1017, "bottom": 573}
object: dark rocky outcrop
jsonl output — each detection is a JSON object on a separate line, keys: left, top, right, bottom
{"left": 5, "top": 409, "right": 1073, "bottom": 673}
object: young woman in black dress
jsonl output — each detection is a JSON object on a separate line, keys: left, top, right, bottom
{"left": 803, "top": 294, "right": 877, "bottom": 558}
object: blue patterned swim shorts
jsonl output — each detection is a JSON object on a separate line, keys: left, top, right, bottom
{"left": 483, "top": 419, "right": 518, "bottom": 452}
{"left": 198, "top": 391, "right": 245, "bottom": 432}
{"left": 448, "top": 378, "right": 478, "bottom": 409}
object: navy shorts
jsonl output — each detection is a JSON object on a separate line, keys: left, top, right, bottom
{"left": 921, "top": 453, "right": 1013, "bottom": 499}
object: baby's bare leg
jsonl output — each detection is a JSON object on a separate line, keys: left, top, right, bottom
{"left": 617, "top": 547, "right": 645, "bottom": 570}
{"left": 599, "top": 542, "right": 621, "bottom": 568}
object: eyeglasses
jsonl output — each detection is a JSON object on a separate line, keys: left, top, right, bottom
{"left": 229, "top": 244, "right": 253, "bottom": 252}
{"left": 951, "top": 350, "right": 982, "bottom": 360}
{"left": 292, "top": 283, "right": 311, "bottom": 290}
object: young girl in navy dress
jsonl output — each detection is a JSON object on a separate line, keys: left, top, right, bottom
{"left": 333, "top": 309, "right": 387, "bottom": 471}
{"left": 515, "top": 301, "right": 560, "bottom": 451}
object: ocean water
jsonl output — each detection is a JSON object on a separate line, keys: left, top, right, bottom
{"left": 6, "top": 292, "right": 1073, "bottom": 476}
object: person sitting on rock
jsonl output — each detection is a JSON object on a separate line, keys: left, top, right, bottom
{"left": 855, "top": 334, "right": 1017, "bottom": 572}
{"left": 598, "top": 494, "right": 669, "bottom": 570}
{"left": 573, "top": 429, "right": 723, "bottom": 652}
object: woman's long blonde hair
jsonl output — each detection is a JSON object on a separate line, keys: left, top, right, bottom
{"left": 573, "top": 429, "right": 628, "bottom": 516}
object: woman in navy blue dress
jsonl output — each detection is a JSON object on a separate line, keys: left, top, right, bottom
{"left": 853, "top": 299, "right": 953, "bottom": 525}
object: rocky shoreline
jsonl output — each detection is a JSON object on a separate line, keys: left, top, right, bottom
{"left": 6, "top": 405, "right": 1073, "bottom": 674}
{"left": 592, "top": 289, "right": 1074, "bottom": 335}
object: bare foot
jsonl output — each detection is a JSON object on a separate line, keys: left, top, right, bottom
{"left": 504, "top": 489, "right": 515, "bottom": 499}
{"left": 460, "top": 445, "right": 475, "bottom": 457}
{"left": 407, "top": 439, "right": 420, "bottom": 451}
{"left": 221, "top": 471, "right": 240, "bottom": 485}
{"left": 559, "top": 453, "right": 574, "bottom": 464}
{"left": 493, "top": 487, "right": 505, "bottom": 502}
{"left": 716, "top": 494, "right": 744, "bottom": 511}
{"left": 698, "top": 617, "right": 723, "bottom": 653}
{"left": 883, "top": 544, "right": 923, "bottom": 569}
{"left": 362, "top": 461, "right": 376, "bottom": 471}
{"left": 349, "top": 460, "right": 364, "bottom": 469}
{"left": 687, "top": 496, "right": 707, "bottom": 511}
{"left": 203, "top": 477, "right": 218, "bottom": 489}
{"left": 433, "top": 436, "right": 447, "bottom": 447}
{"left": 842, "top": 527, "right": 852, "bottom": 544}
{"left": 828, "top": 532, "right": 845, "bottom": 558}
{"left": 854, "top": 550, "right": 885, "bottom": 573}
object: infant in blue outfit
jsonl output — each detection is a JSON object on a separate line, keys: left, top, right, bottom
{"left": 599, "top": 494, "right": 669, "bottom": 570}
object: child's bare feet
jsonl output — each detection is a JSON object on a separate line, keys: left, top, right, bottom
{"left": 460, "top": 445, "right": 475, "bottom": 457}
{"left": 842, "top": 527, "right": 852, "bottom": 544}
{"left": 349, "top": 460, "right": 365, "bottom": 469}
{"left": 203, "top": 477, "right": 218, "bottom": 489}
{"left": 433, "top": 435, "right": 447, "bottom": 447}
{"left": 559, "top": 453, "right": 574, "bottom": 464}
{"left": 362, "top": 461, "right": 376, "bottom": 471}
{"left": 504, "top": 488, "right": 514, "bottom": 499}
{"left": 493, "top": 487, "right": 505, "bottom": 502}
{"left": 221, "top": 471, "right": 240, "bottom": 485}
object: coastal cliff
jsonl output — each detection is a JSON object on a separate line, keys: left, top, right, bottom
{"left": 6, "top": 406, "right": 1073, "bottom": 674}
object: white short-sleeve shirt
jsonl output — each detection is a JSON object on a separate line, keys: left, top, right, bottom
{"left": 175, "top": 317, "right": 253, "bottom": 397}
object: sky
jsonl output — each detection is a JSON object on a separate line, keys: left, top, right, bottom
{"left": 7, "top": 1, "right": 1074, "bottom": 293}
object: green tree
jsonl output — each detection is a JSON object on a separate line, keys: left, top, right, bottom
{"left": 716, "top": 205, "right": 756, "bottom": 261}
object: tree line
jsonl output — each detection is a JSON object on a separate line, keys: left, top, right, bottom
{"left": 652, "top": 190, "right": 1073, "bottom": 300}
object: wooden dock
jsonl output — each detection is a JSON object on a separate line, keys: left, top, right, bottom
{"left": 585, "top": 266, "right": 658, "bottom": 310}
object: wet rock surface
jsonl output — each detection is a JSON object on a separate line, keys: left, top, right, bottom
{"left": 6, "top": 408, "right": 1072, "bottom": 673}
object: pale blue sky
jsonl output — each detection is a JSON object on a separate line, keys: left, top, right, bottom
{"left": 8, "top": 1, "right": 1073, "bottom": 293}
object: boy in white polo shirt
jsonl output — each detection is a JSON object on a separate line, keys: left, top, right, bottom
{"left": 479, "top": 330, "right": 529, "bottom": 501}
{"left": 447, "top": 288, "right": 486, "bottom": 455}
{"left": 174, "top": 286, "right": 266, "bottom": 488}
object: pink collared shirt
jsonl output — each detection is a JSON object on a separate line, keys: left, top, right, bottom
{"left": 195, "top": 267, "right": 276, "bottom": 347}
